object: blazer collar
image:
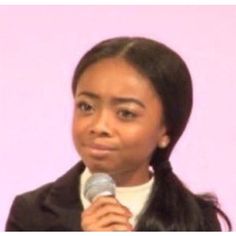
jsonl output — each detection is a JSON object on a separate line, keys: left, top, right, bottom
{"left": 43, "top": 161, "right": 85, "bottom": 231}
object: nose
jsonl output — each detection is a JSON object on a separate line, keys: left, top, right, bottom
{"left": 89, "top": 109, "right": 112, "bottom": 137}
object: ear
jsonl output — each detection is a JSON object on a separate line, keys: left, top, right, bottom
{"left": 158, "top": 134, "right": 170, "bottom": 149}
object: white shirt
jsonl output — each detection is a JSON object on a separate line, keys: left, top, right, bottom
{"left": 80, "top": 168, "right": 154, "bottom": 227}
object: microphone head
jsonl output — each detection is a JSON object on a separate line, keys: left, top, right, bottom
{"left": 84, "top": 172, "right": 116, "bottom": 202}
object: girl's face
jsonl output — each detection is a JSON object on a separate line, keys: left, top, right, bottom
{"left": 72, "top": 58, "right": 169, "bottom": 186}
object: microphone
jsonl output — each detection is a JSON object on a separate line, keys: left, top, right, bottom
{"left": 84, "top": 173, "right": 116, "bottom": 202}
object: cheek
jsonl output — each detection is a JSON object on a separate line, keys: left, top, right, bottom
{"left": 72, "top": 114, "right": 78, "bottom": 136}
{"left": 72, "top": 116, "right": 79, "bottom": 149}
{"left": 72, "top": 114, "right": 85, "bottom": 143}
{"left": 121, "top": 124, "right": 160, "bottom": 156}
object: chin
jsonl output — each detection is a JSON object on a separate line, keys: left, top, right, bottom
{"left": 85, "top": 161, "right": 111, "bottom": 174}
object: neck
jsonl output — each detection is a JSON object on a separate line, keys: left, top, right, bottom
{"left": 110, "top": 169, "right": 153, "bottom": 187}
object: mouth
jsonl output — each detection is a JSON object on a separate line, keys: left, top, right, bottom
{"left": 85, "top": 143, "right": 117, "bottom": 157}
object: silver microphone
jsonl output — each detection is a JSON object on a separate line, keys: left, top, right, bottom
{"left": 84, "top": 173, "right": 116, "bottom": 202}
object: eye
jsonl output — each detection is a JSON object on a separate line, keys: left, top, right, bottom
{"left": 117, "top": 109, "right": 137, "bottom": 121}
{"left": 76, "top": 101, "right": 94, "bottom": 114}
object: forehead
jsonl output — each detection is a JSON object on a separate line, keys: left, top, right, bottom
{"left": 76, "top": 57, "right": 159, "bottom": 101}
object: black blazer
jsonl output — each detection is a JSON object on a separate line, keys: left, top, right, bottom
{"left": 6, "top": 162, "right": 85, "bottom": 231}
{"left": 6, "top": 161, "right": 221, "bottom": 231}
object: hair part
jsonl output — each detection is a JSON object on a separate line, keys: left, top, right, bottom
{"left": 72, "top": 37, "right": 193, "bottom": 161}
{"left": 72, "top": 37, "right": 231, "bottom": 231}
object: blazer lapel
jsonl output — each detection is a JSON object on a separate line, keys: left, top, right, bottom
{"left": 42, "top": 161, "right": 85, "bottom": 231}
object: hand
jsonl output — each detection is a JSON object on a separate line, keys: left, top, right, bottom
{"left": 81, "top": 196, "right": 133, "bottom": 231}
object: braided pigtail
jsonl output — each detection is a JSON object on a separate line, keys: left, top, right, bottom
{"left": 135, "top": 149, "right": 231, "bottom": 231}
{"left": 71, "top": 36, "right": 231, "bottom": 231}
{"left": 135, "top": 150, "right": 207, "bottom": 231}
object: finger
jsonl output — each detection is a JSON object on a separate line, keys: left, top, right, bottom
{"left": 82, "top": 215, "right": 132, "bottom": 232}
{"left": 85, "top": 196, "right": 132, "bottom": 216}
{"left": 98, "top": 213, "right": 133, "bottom": 228}
{"left": 83, "top": 225, "right": 132, "bottom": 232}
{"left": 82, "top": 203, "right": 132, "bottom": 229}
{"left": 108, "top": 223, "right": 133, "bottom": 232}
{"left": 85, "top": 196, "right": 118, "bottom": 215}
{"left": 85, "top": 220, "right": 133, "bottom": 232}
{"left": 94, "top": 203, "right": 132, "bottom": 219}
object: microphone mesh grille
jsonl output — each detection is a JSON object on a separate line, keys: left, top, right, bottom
{"left": 84, "top": 173, "right": 116, "bottom": 202}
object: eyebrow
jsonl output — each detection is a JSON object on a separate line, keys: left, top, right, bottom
{"left": 77, "top": 91, "right": 146, "bottom": 109}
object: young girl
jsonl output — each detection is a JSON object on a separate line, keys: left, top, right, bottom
{"left": 6, "top": 37, "right": 231, "bottom": 231}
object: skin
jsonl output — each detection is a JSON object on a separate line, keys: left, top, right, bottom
{"left": 72, "top": 57, "right": 170, "bottom": 231}
{"left": 81, "top": 196, "right": 133, "bottom": 231}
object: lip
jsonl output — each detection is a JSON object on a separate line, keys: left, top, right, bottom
{"left": 88, "top": 143, "right": 116, "bottom": 150}
{"left": 85, "top": 143, "right": 116, "bottom": 157}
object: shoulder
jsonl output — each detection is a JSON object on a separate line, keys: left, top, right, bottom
{"left": 6, "top": 183, "right": 53, "bottom": 231}
{"left": 6, "top": 162, "right": 85, "bottom": 231}
{"left": 18, "top": 182, "right": 53, "bottom": 204}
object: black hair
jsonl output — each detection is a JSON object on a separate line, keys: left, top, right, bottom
{"left": 72, "top": 37, "right": 231, "bottom": 231}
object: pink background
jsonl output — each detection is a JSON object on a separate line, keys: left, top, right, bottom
{"left": 0, "top": 6, "right": 235, "bottom": 231}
